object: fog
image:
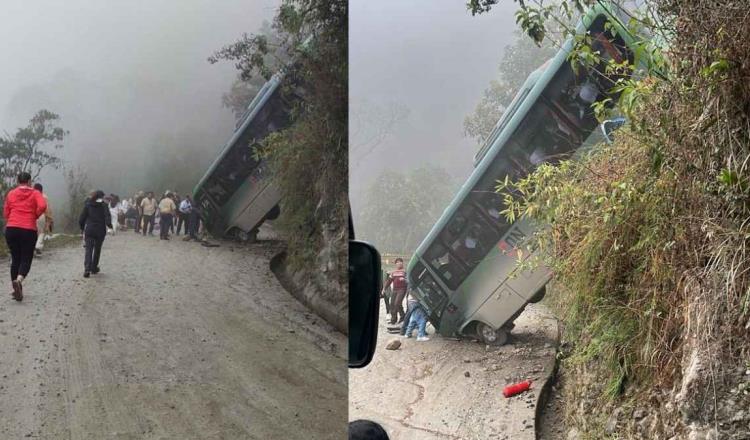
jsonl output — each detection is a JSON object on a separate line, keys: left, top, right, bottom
{"left": 349, "top": 0, "right": 521, "bottom": 222}
{"left": 0, "top": 0, "right": 278, "bottom": 220}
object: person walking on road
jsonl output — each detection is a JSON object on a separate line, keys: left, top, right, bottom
{"left": 382, "top": 257, "right": 408, "bottom": 325}
{"left": 2, "top": 172, "right": 47, "bottom": 301}
{"left": 140, "top": 191, "right": 157, "bottom": 236}
{"left": 33, "top": 183, "right": 53, "bottom": 256}
{"left": 158, "top": 192, "right": 177, "bottom": 240}
{"left": 79, "top": 190, "right": 112, "bottom": 278}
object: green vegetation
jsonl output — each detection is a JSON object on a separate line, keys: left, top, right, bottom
{"left": 0, "top": 109, "right": 68, "bottom": 232}
{"left": 0, "top": 110, "right": 67, "bottom": 195}
{"left": 470, "top": 0, "right": 750, "bottom": 436}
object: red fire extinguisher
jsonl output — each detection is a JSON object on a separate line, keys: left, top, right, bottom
{"left": 503, "top": 380, "right": 532, "bottom": 397}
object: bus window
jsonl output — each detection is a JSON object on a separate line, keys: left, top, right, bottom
{"left": 589, "top": 18, "right": 634, "bottom": 91}
{"left": 449, "top": 218, "right": 498, "bottom": 270}
{"left": 438, "top": 203, "right": 500, "bottom": 278}
{"left": 424, "top": 240, "right": 467, "bottom": 290}
{"left": 470, "top": 187, "right": 504, "bottom": 220}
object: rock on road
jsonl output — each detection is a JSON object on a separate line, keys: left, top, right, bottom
{"left": 0, "top": 232, "right": 347, "bottom": 439}
{"left": 349, "top": 302, "right": 559, "bottom": 440}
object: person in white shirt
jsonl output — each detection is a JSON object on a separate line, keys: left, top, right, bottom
{"left": 177, "top": 195, "right": 192, "bottom": 235}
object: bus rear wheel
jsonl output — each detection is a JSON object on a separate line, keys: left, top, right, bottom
{"left": 529, "top": 285, "right": 547, "bottom": 304}
{"left": 229, "top": 227, "right": 258, "bottom": 243}
{"left": 476, "top": 322, "right": 508, "bottom": 346}
{"left": 265, "top": 204, "right": 281, "bottom": 221}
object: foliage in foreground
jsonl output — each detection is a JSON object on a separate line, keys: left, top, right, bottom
{"left": 473, "top": 0, "right": 750, "bottom": 436}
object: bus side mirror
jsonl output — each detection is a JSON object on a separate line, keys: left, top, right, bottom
{"left": 349, "top": 240, "right": 382, "bottom": 368}
{"left": 601, "top": 117, "right": 626, "bottom": 144}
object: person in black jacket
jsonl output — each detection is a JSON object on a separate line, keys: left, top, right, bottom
{"left": 79, "top": 190, "right": 112, "bottom": 278}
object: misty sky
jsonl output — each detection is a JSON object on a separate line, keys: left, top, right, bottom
{"left": 0, "top": 0, "right": 278, "bottom": 217}
{"left": 350, "top": 0, "right": 521, "bottom": 218}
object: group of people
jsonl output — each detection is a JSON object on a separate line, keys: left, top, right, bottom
{"left": 381, "top": 257, "right": 430, "bottom": 342}
{"left": 100, "top": 190, "right": 201, "bottom": 241}
{"left": 1, "top": 172, "right": 207, "bottom": 300}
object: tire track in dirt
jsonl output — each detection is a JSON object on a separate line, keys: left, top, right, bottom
{"left": 0, "top": 232, "right": 346, "bottom": 440}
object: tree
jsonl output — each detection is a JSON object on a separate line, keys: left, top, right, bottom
{"left": 213, "top": 21, "right": 290, "bottom": 120}
{"left": 209, "top": 1, "right": 348, "bottom": 326}
{"left": 464, "top": 30, "right": 556, "bottom": 144}
{"left": 63, "top": 165, "right": 90, "bottom": 232}
{"left": 358, "top": 166, "right": 457, "bottom": 254}
{"left": 0, "top": 109, "right": 67, "bottom": 196}
{"left": 350, "top": 99, "right": 409, "bottom": 170}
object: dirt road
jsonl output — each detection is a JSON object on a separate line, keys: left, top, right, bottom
{"left": 0, "top": 231, "right": 346, "bottom": 439}
{"left": 349, "top": 302, "right": 558, "bottom": 440}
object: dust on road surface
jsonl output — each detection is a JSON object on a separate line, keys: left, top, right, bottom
{"left": 0, "top": 231, "right": 347, "bottom": 439}
{"left": 349, "top": 302, "right": 558, "bottom": 440}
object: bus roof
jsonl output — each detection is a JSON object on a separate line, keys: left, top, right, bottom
{"left": 411, "top": 2, "right": 630, "bottom": 261}
{"left": 192, "top": 73, "right": 284, "bottom": 196}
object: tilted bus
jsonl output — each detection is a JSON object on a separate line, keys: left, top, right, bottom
{"left": 193, "top": 72, "right": 300, "bottom": 241}
{"left": 407, "top": 4, "right": 641, "bottom": 344}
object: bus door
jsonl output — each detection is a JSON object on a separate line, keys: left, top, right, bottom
{"left": 410, "top": 261, "right": 451, "bottom": 331}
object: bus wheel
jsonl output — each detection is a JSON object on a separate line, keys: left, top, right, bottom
{"left": 529, "top": 286, "right": 547, "bottom": 304}
{"left": 476, "top": 322, "right": 508, "bottom": 346}
{"left": 230, "top": 228, "right": 257, "bottom": 243}
{"left": 266, "top": 204, "right": 281, "bottom": 221}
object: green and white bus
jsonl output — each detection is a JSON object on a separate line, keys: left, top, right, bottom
{"left": 407, "top": 4, "right": 639, "bottom": 344}
{"left": 193, "top": 73, "right": 299, "bottom": 241}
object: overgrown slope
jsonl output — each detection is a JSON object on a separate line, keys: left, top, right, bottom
{"left": 500, "top": 1, "right": 750, "bottom": 438}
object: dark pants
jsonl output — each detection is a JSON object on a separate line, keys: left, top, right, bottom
{"left": 400, "top": 300, "right": 417, "bottom": 335}
{"left": 134, "top": 213, "right": 142, "bottom": 233}
{"left": 382, "top": 288, "right": 391, "bottom": 314}
{"left": 390, "top": 288, "right": 407, "bottom": 324}
{"left": 187, "top": 211, "right": 200, "bottom": 238}
{"left": 5, "top": 227, "right": 37, "bottom": 281}
{"left": 176, "top": 213, "right": 187, "bottom": 235}
{"left": 142, "top": 214, "right": 154, "bottom": 235}
{"left": 84, "top": 234, "right": 104, "bottom": 273}
{"left": 160, "top": 213, "right": 172, "bottom": 239}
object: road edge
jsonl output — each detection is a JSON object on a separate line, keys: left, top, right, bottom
{"left": 534, "top": 315, "right": 562, "bottom": 439}
{"left": 270, "top": 250, "right": 347, "bottom": 334}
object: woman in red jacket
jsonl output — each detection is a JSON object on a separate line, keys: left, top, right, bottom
{"left": 2, "top": 172, "right": 47, "bottom": 301}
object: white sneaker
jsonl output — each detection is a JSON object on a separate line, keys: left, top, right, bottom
{"left": 416, "top": 336, "right": 430, "bottom": 342}
{"left": 400, "top": 334, "right": 410, "bottom": 338}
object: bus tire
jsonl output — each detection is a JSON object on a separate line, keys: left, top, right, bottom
{"left": 476, "top": 322, "right": 508, "bottom": 346}
{"left": 529, "top": 285, "right": 547, "bottom": 304}
{"left": 266, "top": 204, "right": 281, "bottom": 221}
{"left": 229, "top": 227, "right": 257, "bottom": 243}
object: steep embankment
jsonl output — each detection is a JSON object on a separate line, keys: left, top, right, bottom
{"left": 518, "top": 1, "right": 750, "bottom": 438}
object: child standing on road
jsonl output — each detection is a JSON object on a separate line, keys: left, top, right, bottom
{"left": 403, "top": 300, "right": 430, "bottom": 342}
